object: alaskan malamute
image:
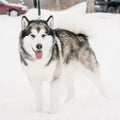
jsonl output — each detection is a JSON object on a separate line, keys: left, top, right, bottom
{"left": 19, "top": 15, "right": 105, "bottom": 113}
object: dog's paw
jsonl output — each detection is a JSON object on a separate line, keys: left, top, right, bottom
{"left": 35, "top": 107, "right": 43, "bottom": 113}
{"left": 47, "top": 107, "right": 60, "bottom": 114}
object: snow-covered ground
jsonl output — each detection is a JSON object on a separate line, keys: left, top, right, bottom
{"left": 0, "top": 2, "right": 120, "bottom": 120}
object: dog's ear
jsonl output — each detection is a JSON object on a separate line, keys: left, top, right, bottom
{"left": 21, "top": 16, "right": 29, "bottom": 30}
{"left": 47, "top": 15, "right": 54, "bottom": 28}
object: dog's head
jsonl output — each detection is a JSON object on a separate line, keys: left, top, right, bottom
{"left": 20, "top": 16, "right": 54, "bottom": 60}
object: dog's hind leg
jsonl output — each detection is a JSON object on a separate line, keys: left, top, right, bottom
{"left": 93, "top": 77, "right": 107, "bottom": 98}
{"left": 88, "top": 68, "right": 108, "bottom": 98}
{"left": 64, "top": 78, "right": 75, "bottom": 102}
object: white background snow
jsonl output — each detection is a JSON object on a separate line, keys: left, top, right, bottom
{"left": 0, "top": 2, "right": 120, "bottom": 120}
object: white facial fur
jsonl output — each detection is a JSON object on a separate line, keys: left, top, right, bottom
{"left": 23, "top": 28, "right": 53, "bottom": 61}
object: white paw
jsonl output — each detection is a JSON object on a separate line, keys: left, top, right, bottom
{"left": 35, "top": 106, "right": 43, "bottom": 112}
{"left": 47, "top": 107, "right": 60, "bottom": 114}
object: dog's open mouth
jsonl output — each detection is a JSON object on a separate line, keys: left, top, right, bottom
{"left": 35, "top": 51, "right": 42, "bottom": 59}
{"left": 32, "top": 48, "right": 43, "bottom": 59}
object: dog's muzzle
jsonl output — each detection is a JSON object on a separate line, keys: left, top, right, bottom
{"left": 32, "top": 44, "right": 43, "bottom": 60}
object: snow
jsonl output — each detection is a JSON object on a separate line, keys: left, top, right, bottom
{"left": 0, "top": 2, "right": 120, "bottom": 120}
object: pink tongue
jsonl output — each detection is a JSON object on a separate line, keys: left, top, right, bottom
{"left": 35, "top": 51, "right": 42, "bottom": 59}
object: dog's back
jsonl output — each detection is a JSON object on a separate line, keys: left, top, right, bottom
{"left": 54, "top": 29, "right": 98, "bottom": 73}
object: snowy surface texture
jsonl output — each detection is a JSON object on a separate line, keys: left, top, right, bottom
{"left": 0, "top": 2, "right": 120, "bottom": 120}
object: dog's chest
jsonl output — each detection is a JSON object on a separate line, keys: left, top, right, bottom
{"left": 22, "top": 61, "right": 56, "bottom": 82}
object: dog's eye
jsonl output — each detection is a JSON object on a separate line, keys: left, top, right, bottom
{"left": 31, "top": 34, "right": 35, "bottom": 38}
{"left": 41, "top": 34, "right": 46, "bottom": 38}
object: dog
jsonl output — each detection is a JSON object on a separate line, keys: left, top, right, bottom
{"left": 19, "top": 15, "right": 106, "bottom": 113}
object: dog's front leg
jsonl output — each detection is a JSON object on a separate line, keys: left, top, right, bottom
{"left": 31, "top": 80, "right": 43, "bottom": 112}
{"left": 48, "top": 79, "right": 62, "bottom": 113}
{"left": 64, "top": 78, "right": 75, "bottom": 102}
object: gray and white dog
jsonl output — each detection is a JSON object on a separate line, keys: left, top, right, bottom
{"left": 19, "top": 15, "right": 105, "bottom": 113}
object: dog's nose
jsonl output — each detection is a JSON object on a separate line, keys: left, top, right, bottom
{"left": 36, "top": 44, "right": 42, "bottom": 50}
